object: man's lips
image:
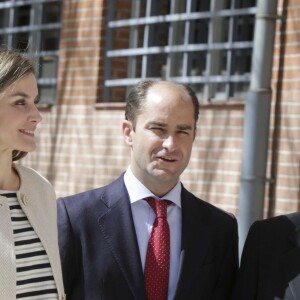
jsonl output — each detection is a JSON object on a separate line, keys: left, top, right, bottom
{"left": 158, "top": 156, "right": 177, "bottom": 162}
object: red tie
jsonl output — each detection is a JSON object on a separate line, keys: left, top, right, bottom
{"left": 144, "top": 197, "right": 171, "bottom": 300}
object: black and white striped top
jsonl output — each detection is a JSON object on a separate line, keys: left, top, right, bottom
{"left": 1, "top": 192, "right": 58, "bottom": 300}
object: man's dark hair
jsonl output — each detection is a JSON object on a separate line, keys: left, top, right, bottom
{"left": 125, "top": 80, "right": 200, "bottom": 129}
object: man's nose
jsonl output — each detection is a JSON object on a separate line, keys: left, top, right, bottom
{"left": 162, "top": 135, "right": 177, "bottom": 151}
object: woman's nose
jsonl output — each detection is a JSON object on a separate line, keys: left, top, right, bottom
{"left": 28, "top": 104, "right": 43, "bottom": 123}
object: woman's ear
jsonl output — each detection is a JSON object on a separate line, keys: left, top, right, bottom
{"left": 122, "top": 120, "right": 133, "bottom": 146}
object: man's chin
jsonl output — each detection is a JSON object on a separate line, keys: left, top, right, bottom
{"left": 150, "top": 168, "right": 178, "bottom": 180}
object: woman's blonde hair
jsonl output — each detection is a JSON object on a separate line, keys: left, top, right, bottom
{"left": 0, "top": 48, "right": 36, "bottom": 161}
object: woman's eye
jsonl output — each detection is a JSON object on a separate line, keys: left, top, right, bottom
{"left": 15, "top": 100, "right": 26, "bottom": 105}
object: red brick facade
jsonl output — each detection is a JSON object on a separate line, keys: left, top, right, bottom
{"left": 23, "top": 0, "right": 300, "bottom": 218}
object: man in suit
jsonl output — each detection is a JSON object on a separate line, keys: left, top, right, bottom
{"left": 233, "top": 212, "right": 300, "bottom": 300}
{"left": 57, "top": 79, "right": 238, "bottom": 300}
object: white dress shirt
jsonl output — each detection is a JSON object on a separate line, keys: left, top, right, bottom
{"left": 124, "top": 167, "right": 182, "bottom": 300}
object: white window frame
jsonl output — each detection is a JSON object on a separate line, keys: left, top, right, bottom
{"left": 103, "top": 0, "right": 257, "bottom": 102}
{"left": 0, "top": 0, "right": 62, "bottom": 105}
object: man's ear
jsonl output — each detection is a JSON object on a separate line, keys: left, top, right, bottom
{"left": 122, "top": 120, "right": 133, "bottom": 146}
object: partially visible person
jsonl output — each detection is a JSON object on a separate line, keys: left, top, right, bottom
{"left": 0, "top": 48, "right": 65, "bottom": 299}
{"left": 233, "top": 212, "right": 300, "bottom": 300}
{"left": 57, "top": 79, "right": 238, "bottom": 300}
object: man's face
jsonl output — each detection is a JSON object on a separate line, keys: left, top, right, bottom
{"left": 123, "top": 82, "right": 196, "bottom": 197}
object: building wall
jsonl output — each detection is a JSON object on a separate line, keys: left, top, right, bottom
{"left": 265, "top": 0, "right": 300, "bottom": 217}
{"left": 24, "top": 103, "right": 244, "bottom": 215}
{"left": 22, "top": 0, "right": 300, "bottom": 218}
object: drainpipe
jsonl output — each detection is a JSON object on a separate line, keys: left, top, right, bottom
{"left": 238, "top": 0, "right": 278, "bottom": 256}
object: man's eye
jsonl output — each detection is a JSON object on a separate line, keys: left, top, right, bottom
{"left": 151, "top": 127, "right": 164, "bottom": 131}
{"left": 179, "top": 130, "right": 189, "bottom": 135}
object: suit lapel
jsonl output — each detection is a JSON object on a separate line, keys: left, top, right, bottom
{"left": 174, "top": 187, "right": 213, "bottom": 299}
{"left": 282, "top": 215, "right": 300, "bottom": 300}
{"left": 98, "top": 176, "right": 147, "bottom": 300}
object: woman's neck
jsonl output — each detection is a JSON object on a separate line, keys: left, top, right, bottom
{"left": 0, "top": 156, "right": 20, "bottom": 191}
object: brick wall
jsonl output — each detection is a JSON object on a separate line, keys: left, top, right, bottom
{"left": 57, "top": 0, "right": 106, "bottom": 105}
{"left": 265, "top": 0, "right": 300, "bottom": 217}
{"left": 22, "top": 0, "right": 300, "bottom": 219}
{"left": 24, "top": 103, "right": 244, "bottom": 215}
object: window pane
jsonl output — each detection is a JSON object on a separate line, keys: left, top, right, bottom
{"left": 113, "top": 26, "right": 130, "bottom": 49}
{"left": 149, "top": 23, "right": 169, "bottom": 47}
{"left": 43, "top": 2, "right": 62, "bottom": 23}
{"left": 170, "top": 21, "right": 185, "bottom": 45}
{"left": 188, "top": 51, "right": 206, "bottom": 76}
{"left": 0, "top": 1, "right": 61, "bottom": 105}
{"left": 103, "top": 0, "right": 256, "bottom": 102}
{"left": 0, "top": 34, "right": 7, "bottom": 46}
{"left": 190, "top": 19, "right": 209, "bottom": 44}
{"left": 12, "top": 32, "right": 29, "bottom": 51}
{"left": 169, "top": 53, "right": 183, "bottom": 76}
{"left": 233, "top": 16, "right": 255, "bottom": 42}
{"left": 148, "top": 53, "right": 167, "bottom": 77}
{"left": 128, "top": 56, "right": 143, "bottom": 77}
{"left": 41, "top": 29, "right": 60, "bottom": 51}
{"left": 189, "top": 83, "right": 206, "bottom": 102}
{"left": 0, "top": 8, "right": 8, "bottom": 27}
{"left": 39, "top": 85, "right": 57, "bottom": 105}
{"left": 235, "top": 0, "right": 256, "bottom": 9}
{"left": 109, "top": 86, "right": 127, "bottom": 102}
{"left": 231, "top": 49, "right": 251, "bottom": 75}
{"left": 214, "top": 83, "right": 227, "bottom": 101}
{"left": 151, "top": 0, "right": 170, "bottom": 16}
{"left": 111, "top": 57, "right": 128, "bottom": 79}
{"left": 232, "top": 82, "right": 249, "bottom": 98}
{"left": 40, "top": 56, "right": 58, "bottom": 78}
{"left": 14, "top": 5, "right": 31, "bottom": 27}
{"left": 114, "top": 0, "right": 131, "bottom": 20}
{"left": 191, "top": 0, "right": 210, "bottom": 12}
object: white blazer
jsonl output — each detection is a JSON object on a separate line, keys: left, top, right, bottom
{"left": 0, "top": 163, "right": 65, "bottom": 300}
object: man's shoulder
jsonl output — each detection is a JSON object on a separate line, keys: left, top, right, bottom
{"left": 242, "top": 213, "right": 300, "bottom": 256}
{"left": 251, "top": 212, "right": 300, "bottom": 235}
{"left": 58, "top": 173, "right": 125, "bottom": 207}
{"left": 182, "top": 186, "right": 236, "bottom": 223}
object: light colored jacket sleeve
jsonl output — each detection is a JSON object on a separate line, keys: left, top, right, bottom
{"left": 0, "top": 163, "right": 66, "bottom": 300}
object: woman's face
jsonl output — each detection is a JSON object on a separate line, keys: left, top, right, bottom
{"left": 0, "top": 72, "right": 42, "bottom": 157}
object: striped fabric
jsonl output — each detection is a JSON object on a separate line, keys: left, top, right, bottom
{"left": 1, "top": 192, "right": 58, "bottom": 300}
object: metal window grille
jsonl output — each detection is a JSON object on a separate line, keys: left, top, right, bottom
{"left": 103, "top": 0, "right": 257, "bottom": 102}
{"left": 0, "top": 0, "right": 62, "bottom": 105}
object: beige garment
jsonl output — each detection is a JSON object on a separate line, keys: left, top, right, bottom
{"left": 0, "top": 163, "right": 65, "bottom": 300}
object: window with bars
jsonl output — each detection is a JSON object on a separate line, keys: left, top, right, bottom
{"left": 0, "top": 0, "right": 62, "bottom": 105}
{"left": 103, "top": 0, "right": 256, "bottom": 103}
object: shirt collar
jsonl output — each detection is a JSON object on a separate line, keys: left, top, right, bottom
{"left": 124, "top": 167, "right": 182, "bottom": 208}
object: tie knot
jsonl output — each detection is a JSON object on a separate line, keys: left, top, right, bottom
{"left": 145, "top": 197, "right": 171, "bottom": 218}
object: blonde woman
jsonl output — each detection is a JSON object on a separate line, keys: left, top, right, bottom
{"left": 0, "top": 48, "right": 65, "bottom": 300}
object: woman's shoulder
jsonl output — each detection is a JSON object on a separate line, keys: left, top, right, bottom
{"left": 13, "top": 163, "right": 52, "bottom": 188}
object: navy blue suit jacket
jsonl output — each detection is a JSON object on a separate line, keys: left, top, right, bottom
{"left": 233, "top": 212, "right": 300, "bottom": 300}
{"left": 57, "top": 174, "right": 238, "bottom": 300}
